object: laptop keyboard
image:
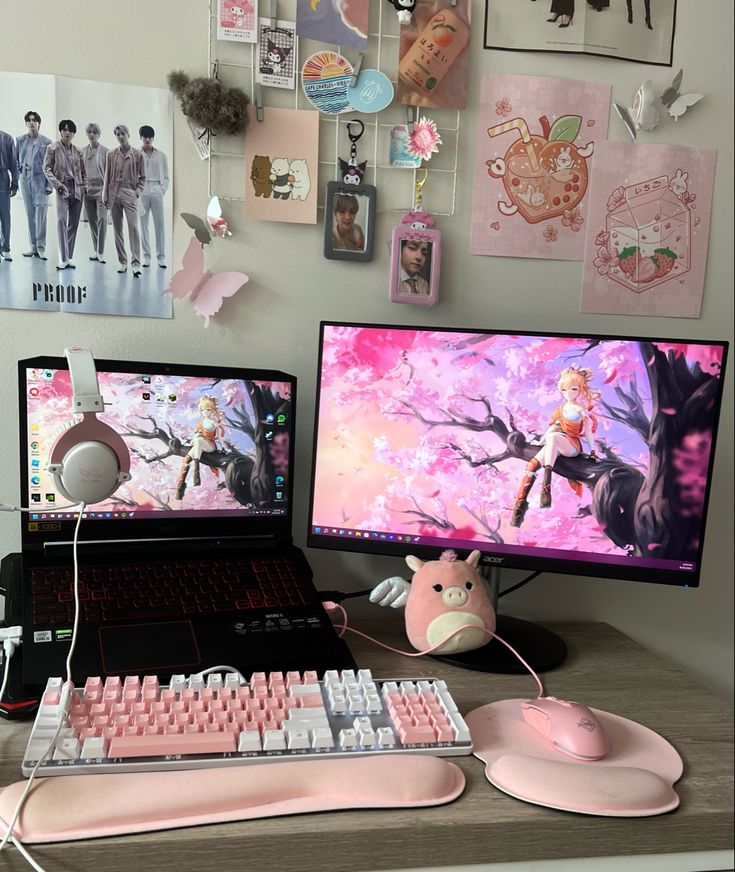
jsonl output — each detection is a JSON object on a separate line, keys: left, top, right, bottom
{"left": 30, "top": 557, "right": 311, "bottom": 626}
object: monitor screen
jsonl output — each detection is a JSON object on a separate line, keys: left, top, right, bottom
{"left": 308, "top": 323, "right": 728, "bottom": 587}
{"left": 20, "top": 356, "right": 295, "bottom": 545}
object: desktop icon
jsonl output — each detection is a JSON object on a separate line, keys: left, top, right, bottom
{"left": 45, "top": 494, "right": 55, "bottom": 502}
{"left": 275, "top": 491, "right": 283, "bottom": 500}
{"left": 265, "top": 413, "right": 275, "bottom": 424}
{"left": 31, "top": 458, "right": 40, "bottom": 468}
{"left": 142, "top": 375, "right": 151, "bottom": 384}
{"left": 275, "top": 475, "right": 284, "bottom": 485}
{"left": 265, "top": 431, "right": 274, "bottom": 440}
{"left": 30, "top": 441, "right": 39, "bottom": 451}
{"left": 142, "top": 392, "right": 151, "bottom": 401}
{"left": 30, "top": 475, "right": 41, "bottom": 486}
{"left": 42, "top": 370, "right": 54, "bottom": 380}
{"left": 31, "top": 494, "right": 41, "bottom": 503}
{"left": 28, "top": 386, "right": 40, "bottom": 398}
{"left": 277, "top": 414, "right": 286, "bottom": 425}
{"left": 30, "top": 424, "right": 40, "bottom": 433}
{"left": 167, "top": 393, "right": 177, "bottom": 403}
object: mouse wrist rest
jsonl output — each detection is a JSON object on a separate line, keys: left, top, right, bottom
{"left": 0, "top": 755, "right": 465, "bottom": 844}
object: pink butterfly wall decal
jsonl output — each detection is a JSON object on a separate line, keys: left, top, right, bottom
{"left": 162, "top": 237, "right": 248, "bottom": 327}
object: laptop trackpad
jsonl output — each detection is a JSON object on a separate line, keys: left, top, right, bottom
{"left": 99, "top": 622, "right": 201, "bottom": 674}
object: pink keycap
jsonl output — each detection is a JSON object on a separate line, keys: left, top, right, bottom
{"left": 108, "top": 731, "right": 237, "bottom": 758}
{"left": 303, "top": 671, "right": 318, "bottom": 683}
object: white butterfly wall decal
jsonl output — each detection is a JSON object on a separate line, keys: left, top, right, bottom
{"left": 660, "top": 70, "right": 703, "bottom": 121}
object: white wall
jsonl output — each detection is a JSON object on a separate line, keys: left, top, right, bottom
{"left": 1, "top": 0, "right": 732, "bottom": 695}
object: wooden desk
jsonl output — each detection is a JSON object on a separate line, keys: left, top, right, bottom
{"left": 0, "top": 621, "right": 732, "bottom": 871}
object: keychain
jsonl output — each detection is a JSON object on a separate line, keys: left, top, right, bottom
{"left": 389, "top": 168, "right": 441, "bottom": 306}
{"left": 324, "top": 120, "right": 377, "bottom": 263}
{"left": 386, "top": 0, "right": 416, "bottom": 25}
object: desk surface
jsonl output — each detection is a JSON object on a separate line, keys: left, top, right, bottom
{"left": 0, "top": 620, "right": 732, "bottom": 872}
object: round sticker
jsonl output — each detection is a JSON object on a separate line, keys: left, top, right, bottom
{"left": 347, "top": 69, "right": 394, "bottom": 114}
{"left": 301, "top": 51, "right": 353, "bottom": 114}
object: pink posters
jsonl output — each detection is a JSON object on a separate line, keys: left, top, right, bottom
{"left": 470, "top": 75, "right": 611, "bottom": 261}
{"left": 580, "top": 142, "right": 716, "bottom": 319}
{"left": 244, "top": 106, "right": 319, "bottom": 224}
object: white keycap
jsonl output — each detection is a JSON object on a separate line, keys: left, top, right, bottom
{"left": 446, "top": 711, "right": 471, "bottom": 742}
{"left": 381, "top": 681, "right": 399, "bottom": 696}
{"left": 189, "top": 674, "right": 205, "bottom": 691}
{"left": 362, "top": 681, "right": 378, "bottom": 695}
{"left": 224, "top": 673, "right": 242, "bottom": 688}
{"left": 353, "top": 718, "right": 375, "bottom": 745}
{"left": 376, "top": 727, "right": 396, "bottom": 747}
{"left": 340, "top": 670, "right": 356, "bottom": 684}
{"left": 53, "top": 737, "right": 81, "bottom": 760}
{"left": 206, "top": 674, "right": 224, "bottom": 690}
{"left": 238, "top": 732, "right": 262, "bottom": 752}
{"left": 348, "top": 695, "right": 365, "bottom": 713}
{"left": 24, "top": 741, "right": 55, "bottom": 762}
{"left": 329, "top": 697, "right": 347, "bottom": 715}
{"left": 365, "top": 695, "right": 382, "bottom": 714}
{"left": 338, "top": 728, "right": 358, "bottom": 749}
{"left": 81, "top": 737, "right": 109, "bottom": 759}
{"left": 437, "top": 689, "right": 459, "bottom": 713}
{"left": 418, "top": 680, "right": 435, "bottom": 691}
{"left": 323, "top": 670, "right": 340, "bottom": 686}
{"left": 262, "top": 730, "right": 287, "bottom": 751}
{"left": 287, "top": 683, "right": 322, "bottom": 697}
{"left": 170, "top": 674, "right": 187, "bottom": 692}
{"left": 399, "top": 681, "right": 417, "bottom": 694}
{"left": 357, "top": 669, "right": 373, "bottom": 684}
{"left": 311, "top": 727, "right": 335, "bottom": 749}
{"left": 283, "top": 710, "right": 330, "bottom": 728}
{"left": 286, "top": 729, "right": 311, "bottom": 750}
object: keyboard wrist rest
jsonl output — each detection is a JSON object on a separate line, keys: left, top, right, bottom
{"left": 0, "top": 755, "right": 465, "bottom": 844}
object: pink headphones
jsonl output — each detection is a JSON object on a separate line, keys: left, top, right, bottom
{"left": 47, "top": 348, "right": 132, "bottom": 505}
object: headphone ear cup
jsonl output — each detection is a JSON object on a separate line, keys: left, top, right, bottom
{"left": 52, "top": 439, "right": 122, "bottom": 504}
{"left": 48, "top": 417, "right": 131, "bottom": 505}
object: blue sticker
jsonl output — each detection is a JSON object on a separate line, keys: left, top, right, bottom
{"left": 347, "top": 69, "right": 394, "bottom": 114}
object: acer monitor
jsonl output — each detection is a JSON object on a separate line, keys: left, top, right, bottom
{"left": 307, "top": 322, "right": 728, "bottom": 673}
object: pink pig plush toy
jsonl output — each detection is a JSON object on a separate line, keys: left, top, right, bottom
{"left": 370, "top": 550, "right": 496, "bottom": 655}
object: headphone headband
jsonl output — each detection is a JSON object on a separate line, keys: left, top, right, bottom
{"left": 65, "top": 347, "right": 105, "bottom": 414}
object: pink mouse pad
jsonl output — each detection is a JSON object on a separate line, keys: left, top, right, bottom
{"left": 466, "top": 699, "right": 683, "bottom": 817}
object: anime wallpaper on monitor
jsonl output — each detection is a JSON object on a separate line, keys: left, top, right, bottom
{"left": 25, "top": 367, "right": 292, "bottom": 519}
{"left": 310, "top": 324, "right": 727, "bottom": 582}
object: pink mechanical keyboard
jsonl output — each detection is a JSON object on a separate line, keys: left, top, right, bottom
{"left": 22, "top": 669, "right": 472, "bottom": 776}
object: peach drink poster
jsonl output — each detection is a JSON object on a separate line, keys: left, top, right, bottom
{"left": 470, "top": 75, "right": 611, "bottom": 261}
{"left": 580, "top": 142, "right": 716, "bottom": 319}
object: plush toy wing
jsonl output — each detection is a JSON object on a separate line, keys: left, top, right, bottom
{"left": 181, "top": 212, "right": 213, "bottom": 246}
{"left": 369, "top": 577, "right": 411, "bottom": 609}
{"left": 191, "top": 271, "right": 249, "bottom": 328}
{"left": 162, "top": 237, "right": 209, "bottom": 300}
{"left": 206, "top": 196, "right": 232, "bottom": 238}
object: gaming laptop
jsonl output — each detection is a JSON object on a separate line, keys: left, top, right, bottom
{"left": 9, "top": 355, "right": 355, "bottom": 688}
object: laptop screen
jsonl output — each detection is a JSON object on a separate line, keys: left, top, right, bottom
{"left": 19, "top": 356, "right": 296, "bottom": 548}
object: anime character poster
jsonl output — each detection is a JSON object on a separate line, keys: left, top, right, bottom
{"left": 470, "top": 74, "right": 611, "bottom": 261}
{"left": 255, "top": 19, "right": 298, "bottom": 90}
{"left": 244, "top": 106, "right": 319, "bottom": 224}
{"left": 311, "top": 325, "right": 726, "bottom": 576}
{"left": 0, "top": 71, "right": 173, "bottom": 318}
{"left": 580, "top": 141, "right": 716, "bottom": 318}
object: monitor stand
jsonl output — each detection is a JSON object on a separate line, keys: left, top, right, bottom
{"left": 429, "top": 568, "right": 567, "bottom": 675}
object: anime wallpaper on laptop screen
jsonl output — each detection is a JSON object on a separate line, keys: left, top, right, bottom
{"left": 24, "top": 367, "right": 293, "bottom": 519}
{"left": 310, "top": 324, "right": 727, "bottom": 583}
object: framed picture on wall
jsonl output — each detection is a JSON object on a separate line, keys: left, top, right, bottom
{"left": 323, "top": 182, "right": 376, "bottom": 262}
{"left": 389, "top": 226, "right": 441, "bottom": 306}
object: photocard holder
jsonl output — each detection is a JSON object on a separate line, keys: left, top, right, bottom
{"left": 324, "top": 120, "right": 377, "bottom": 262}
{"left": 389, "top": 169, "right": 441, "bottom": 305}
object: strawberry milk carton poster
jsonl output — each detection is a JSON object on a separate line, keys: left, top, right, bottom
{"left": 580, "top": 142, "right": 716, "bottom": 319}
{"left": 470, "top": 74, "right": 611, "bottom": 261}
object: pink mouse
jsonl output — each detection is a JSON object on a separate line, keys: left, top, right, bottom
{"left": 521, "top": 696, "right": 609, "bottom": 761}
{"left": 403, "top": 550, "right": 496, "bottom": 655}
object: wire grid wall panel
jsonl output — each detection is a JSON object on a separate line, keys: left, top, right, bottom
{"left": 207, "top": 0, "right": 459, "bottom": 215}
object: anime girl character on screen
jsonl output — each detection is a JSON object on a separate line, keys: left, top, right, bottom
{"left": 176, "top": 395, "right": 226, "bottom": 500}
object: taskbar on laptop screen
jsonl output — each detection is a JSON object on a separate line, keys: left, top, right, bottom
{"left": 22, "top": 363, "right": 293, "bottom": 531}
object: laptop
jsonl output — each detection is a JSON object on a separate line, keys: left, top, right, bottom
{"left": 10, "top": 354, "right": 356, "bottom": 688}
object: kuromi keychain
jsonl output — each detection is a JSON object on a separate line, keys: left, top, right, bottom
{"left": 386, "top": 0, "right": 416, "bottom": 25}
{"left": 324, "top": 120, "right": 377, "bottom": 263}
{"left": 389, "top": 168, "right": 441, "bottom": 306}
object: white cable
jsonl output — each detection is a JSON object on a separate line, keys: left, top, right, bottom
{"left": 0, "top": 504, "right": 86, "bottom": 863}
{"left": 9, "top": 837, "right": 47, "bottom": 872}
{"left": 0, "top": 650, "right": 11, "bottom": 704}
{"left": 0, "top": 502, "right": 83, "bottom": 513}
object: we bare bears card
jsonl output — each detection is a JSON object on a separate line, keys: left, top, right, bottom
{"left": 245, "top": 106, "right": 319, "bottom": 224}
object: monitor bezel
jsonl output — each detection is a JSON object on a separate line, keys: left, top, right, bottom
{"left": 307, "top": 321, "right": 729, "bottom": 589}
{"left": 19, "top": 355, "right": 297, "bottom": 550}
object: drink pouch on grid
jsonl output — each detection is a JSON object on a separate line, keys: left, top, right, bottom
{"left": 397, "top": 0, "right": 471, "bottom": 110}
